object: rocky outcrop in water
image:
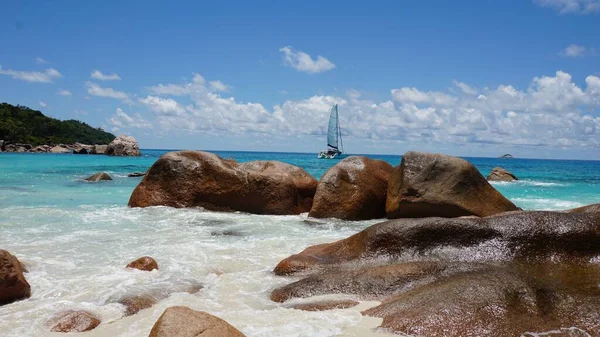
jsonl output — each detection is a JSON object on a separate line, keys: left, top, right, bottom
{"left": 48, "top": 310, "right": 101, "bottom": 332}
{"left": 149, "top": 306, "right": 246, "bottom": 337}
{"left": 128, "top": 151, "right": 318, "bottom": 215}
{"left": 126, "top": 256, "right": 158, "bottom": 271}
{"left": 118, "top": 295, "right": 157, "bottom": 316}
{"left": 106, "top": 135, "right": 140, "bottom": 156}
{"left": 90, "top": 144, "right": 108, "bottom": 155}
{"left": 84, "top": 172, "right": 112, "bottom": 182}
{"left": 0, "top": 250, "right": 31, "bottom": 305}
{"left": 49, "top": 145, "right": 71, "bottom": 154}
{"left": 386, "top": 151, "right": 519, "bottom": 218}
{"left": 309, "top": 156, "right": 393, "bottom": 220}
{"left": 271, "top": 211, "right": 600, "bottom": 336}
{"left": 487, "top": 166, "right": 518, "bottom": 182}
{"left": 73, "top": 143, "right": 93, "bottom": 154}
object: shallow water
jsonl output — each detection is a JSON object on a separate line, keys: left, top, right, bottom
{"left": 0, "top": 150, "right": 599, "bottom": 336}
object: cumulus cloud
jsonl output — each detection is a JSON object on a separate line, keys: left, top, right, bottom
{"left": 560, "top": 44, "right": 588, "bottom": 57}
{"left": 91, "top": 70, "right": 121, "bottom": 81}
{"left": 534, "top": 0, "right": 600, "bottom": 14}
{"left": 109, "top": 108, "right": 153, "bottom": 130}
{"left": 0, "top": 66, "right": 62, "bottom": 83}
{"left": 140, "top": 71, "right": 600, "bottom": 153}
{"left": 56, "top": 89, "right": 72, "bottom": 96}
{"left": 279, "top": 46, "right": 336, "bottom": 74}
{"left": 86, "top": 82, "right": 131, "bottom": 103}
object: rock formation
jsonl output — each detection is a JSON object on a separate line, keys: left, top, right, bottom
{"left": 118, "top": 295, "right": 157, "bottom": 316}
{"left": 0, "top": 250, "right": 31, "bottom": 305}
{"left": 386, "top": 152, "right": 518, "bottom": 218}
{"left": 128, "top": 151, "right": 318, "bottom": 215}
{"left": 73, "top": 143, "right": 93, "bottom": 154}
{"left": 90, "top": 144, "right": 108, "bottom": 155}
{"left": 48, "top": 310, "right": 101, "bottom": 332}
{"left": 148, "top": 306, "right": 246, "bottom": 337}
{"left": 271, "top": 211, "right": 600, "bottom": 336}
{"left": 49, "top": 145, "right": 71, "bottom": 154}
{"left": 309, "top": 156, "right": 393, "bottom": 220}
{"left": 84, "top": 172, "right": 113, "bottom": 182}
{"left": 106, "top": 135, "right": 140, "bottom": 156}
{"left": 126, "top": 256, "right": 158, "bottom": 271}
{"left": 487, "top": 166, "right": 518, "bottom": 182}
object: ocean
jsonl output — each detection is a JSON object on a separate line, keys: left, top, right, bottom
{"left": 1, "top": 150, "right": 599, "bottom": 337}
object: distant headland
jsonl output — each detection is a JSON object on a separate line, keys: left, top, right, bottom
{"left": 500, "top": 153, "right": 514, "bottom": 158}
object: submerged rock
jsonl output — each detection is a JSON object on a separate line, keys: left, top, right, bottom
{"left": 149, "top": 306, "right": 246, "bottom": 337}
{"left": 127, "top": 172, "right": 146, "bottom": 177}
{"left": 271, "top": 211, "right": 600, "bottom": 336}
{"left": 126, "top": 256, "right": 158, "bottom": 271}
{"left": 309, "top": 156, "right": 393, "bottom": 220}
{"left": 128, "top": 151, "right": 318, "bottom": 215}
{"left": 118, "top": 295, "right": 157, "bottom": 316}
{"left": 106, "top": 135, "right": 140, "bottom": 156}
{"left": 84, "top": 172, "right": 112, "bottom": 182}
{"left": 487, "top": 166, "right": 518, "bottom": 182}
{"left": 0, "top": 250, "right": 31, "bottom": 305}
{"left": 48, "top": 310, "right": 101, "bottom": 332}
{"left": 386, "top": 151, "right": 518, "bottom": 218}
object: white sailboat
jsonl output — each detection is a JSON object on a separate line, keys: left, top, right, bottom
{"left": 318, "top": 104, "right": 345, "bottom": 159}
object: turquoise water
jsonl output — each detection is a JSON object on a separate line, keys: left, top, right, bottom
{"left": 0, "top": 150, "right": 599, "bottom": 337}
{"left": 1, "top": 150, "right": 599, "bottom": 210}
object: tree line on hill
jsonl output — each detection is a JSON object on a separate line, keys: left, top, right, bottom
{"left": 0, "top": 103, "right": 115, "bottom": 146}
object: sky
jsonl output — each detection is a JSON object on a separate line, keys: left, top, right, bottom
{"left": 1, "top": 0, "right": 599, "bottom": 159}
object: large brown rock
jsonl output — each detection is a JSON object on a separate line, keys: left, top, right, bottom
{"left": 149, "top": 306, "right": 245, "bottom": 337}
{"left": 0, "top": 250, "right": 31, "bottom": 305}
{"left": 568, "top": 203, "right": 600, "bottom": 215}
{"left": 126, "top": 256, "right": 158, "bottom": 271}
{"left": 106, "top": 135, "right": 140, "bottom": 156}
{"left": 128, "top": 151, "right": 318, "bottom": 215}
{"left": 386, "top": 152, "right": 519, "bottom": 218}
{"left": 48, "top": 310, "right": 101, "bottom": 332}
{"left": 487, "top": 166, "right": 518, "bottom": 181}
{"left": 308, "top": 156, "right": 393, "bottom": 220}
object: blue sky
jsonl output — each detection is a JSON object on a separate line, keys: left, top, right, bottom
{"left": 1, "top": 0, "right": 599, "bottom": 159}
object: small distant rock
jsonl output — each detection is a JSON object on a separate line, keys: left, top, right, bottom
{"left": 0, "top": 250, "right": 31, "bottom": 305}
{"left": 487, "top": 167, "right": 518, "bottom": 182}
{"left": 291, "top": 300, "right": 359, "bottom": 311}
{"left": 84, "top": 172, "right": 112, "bottom": 182}
{"left": 48, "top": 310, "right": 101, "bottom": 333}
{"left": 127, "top": 172, "right": 146, "bottom": 177}
{"left": 500, "top": 154, "right": 514, "bottom": 158}
{"left": 106, "top": 135, "right": 140, "bottom": 157}
{"left": 118, "top": 295, "right": 157, "bottom": 316}
{"left": 149, "top": 306, "right": 246, "bottom": 337}
{"left": 90, "top": 144, "right": 108, "bottom": 155}
{"left": 126, "top": 256, "right": 158, "bottom": 271}
{"left": 49, "top": 145, "right": 70, "bottom": 154}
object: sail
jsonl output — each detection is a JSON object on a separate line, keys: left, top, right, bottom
{"left": 326, "top": 104, "right": 339, "bottom": 150}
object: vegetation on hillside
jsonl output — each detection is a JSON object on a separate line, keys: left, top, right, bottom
{"left": 0, "top": 103, "right": 115, "bottom": 145}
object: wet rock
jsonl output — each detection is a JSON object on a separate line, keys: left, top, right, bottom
{"left": 126, "top": 256, "right": 158, "bottom": 271}
{"left": 210, "top": 230, "right": 243, "bottom": 237}
{"left": 106, "top": 135, "right": 140, "bottom": 156}
{"left": 487, "top": 166, "right": 518, "bottom": 182}
{"left": 0, "top": 250, "right": 31, "bottom": 305}
{"left": 84, "top": 172, "right": 112, "bottom": 182}
{"left": 149, "top": 306, "right": 246, "bottom": 337}
{"left": 309, "top": 156, "right": 393, "bottom": 220}
{"left": 49, "top": 145, "right": 71, "bottom": 154}
{"left": 90, "top": 144, "right": 108, "bottom": 155}
{"left": 128, "top": 151, "right": 318, "bottom": 215}
{"left": 386, "top": 151, "right": 519, "bottom": 218}
{"left": 290, "top": 299, "right": 359, "bottom": 311}
{"left": 48, "top": 310, "right": 101, "bottom": 332}
{"left": 127, "top": 172, "right": 146, "bottom": 177}
{"left": 118, "top": 295, "right": 157, "bottom": 316}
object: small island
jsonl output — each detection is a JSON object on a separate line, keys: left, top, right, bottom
{"left": 500, "top": 153, "right": 514, "bottom": 158}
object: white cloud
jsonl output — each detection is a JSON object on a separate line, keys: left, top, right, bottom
{"left": 56, "top": 89, "right": 72, "bottom": 96}
{"left": 453, "top": 80, "right": 478, "bottom": 95}
{"left": 91, "top": 70, "right": 121, "bottom": 81}
{"left": 0, "top": 66, "right": 62, "bottom": 83}
{"left": 561, "top": 44, "right": 588, "bottom": 57}
{"left": 35, "top": 57, "right": 47, "bottom": 64}
{"left": 210, "top": 80, "right": 228, "bottom": 92}
{"left": 534, "top": 0, "right": 600, "bottom": 14}
{"left": 139, "top": 95, "right": 185, "bottom": 116}
{"left": 279, "top": 46, "right": 336, "bottom": 74}
{"left": 86, "top": 82, "right": 131, "bottom": 103}
{"left": 109, "top": 108, "right": 153, "bottom": 129}
{"left": 39, "top": 101, "right": 47, "bottom": 107}
{"left": 391, "top": 87, "right": 456, "bottom": 106}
